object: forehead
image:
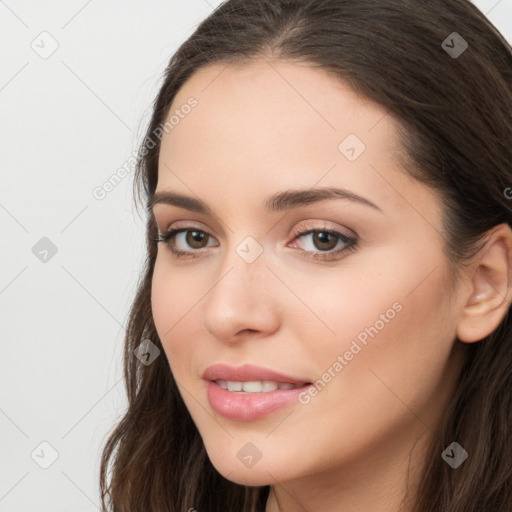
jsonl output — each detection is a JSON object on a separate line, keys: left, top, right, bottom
{"left": 162, "top": 59, "right": 392, "bottom": 151}
{"left": 168, "top": 59, "right": 390, "bottom": 138}
{"left": 155, "top": 59, "right": 430, "bottom": 222}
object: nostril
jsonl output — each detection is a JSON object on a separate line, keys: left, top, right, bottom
{"left": 236, "top": 328, "right": 258, "bottom": 336}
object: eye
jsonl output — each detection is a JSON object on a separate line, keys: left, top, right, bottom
{"left": 289, "top": 224, "right": 358, "bottom": 261}
{"left": 154, "top": 223, "right": 358, "bottom": 261}
{"left": 154, "top": 227, "right": 218, "bottom": 258}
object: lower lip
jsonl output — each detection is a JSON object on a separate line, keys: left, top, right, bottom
{"left": 206, "top": 381, "right": 310, "bottom": 421}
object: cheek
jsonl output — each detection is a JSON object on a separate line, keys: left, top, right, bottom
{"left": 151, "top": 257, "right": 195, "bottom": 373}
{"left": 151, "top": 260, "right": 175, "bottom": 338}
{"left": 293, "top": 244, "right": 457, "bottom": 411}
{"left": 306, "top": 258, "right": 457, "bottom": 428}
{"left": 150, "top": 256, "right": 211, "bottom": 375}
{"left": 151, "top": 255, "right": 203, "bottom": 334}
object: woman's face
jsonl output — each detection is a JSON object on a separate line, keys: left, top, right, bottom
{"left": 151, "top": 59, "right": 466, "bottom": 490}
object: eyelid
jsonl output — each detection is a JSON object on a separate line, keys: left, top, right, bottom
{"left": 158, "top": 219, "right": 210, "bottom": 235}
{"left": 159, "top": 220, "right": 355, "bottom": 246}
{"left": 290, "top": 219, "right": 357, "bottom": 240}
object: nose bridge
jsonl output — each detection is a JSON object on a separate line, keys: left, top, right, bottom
{"left": 215, "top": 233, "right": 270, "bottom": 293}
{"left": 202, "top": 235, "right": 279, "bottom": 339}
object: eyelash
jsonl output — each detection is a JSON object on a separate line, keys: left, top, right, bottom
{"left": 154, "top": 224, "right": 358, "bottom": 262}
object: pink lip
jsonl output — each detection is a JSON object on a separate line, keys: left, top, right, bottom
{"left": 202, "top": 363, "right": 309, "bottom": 384}
{"left": 203, "top": 364, "right": 312, "bottom": 421}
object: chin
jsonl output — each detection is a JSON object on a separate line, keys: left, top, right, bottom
{"left": 207, "top": 455, "right": 276, "bottom": 486}
{"left": 219, "top": 468, "right": 274, "bottom": 487}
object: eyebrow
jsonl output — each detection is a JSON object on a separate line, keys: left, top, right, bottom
{"left": 149, "top": 186, "right": 382, "bottom": 215}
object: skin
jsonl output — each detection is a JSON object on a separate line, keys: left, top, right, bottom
{"left": 150, "top": 58, "right": 512, "bottom": 511}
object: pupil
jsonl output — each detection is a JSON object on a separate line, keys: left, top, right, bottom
{"left": 315, "top": 232, "right": 335, "bottom": 250}
{"left": 187, "top": 230, "right": 206, "bottom": 248}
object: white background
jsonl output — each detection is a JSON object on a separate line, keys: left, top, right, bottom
{"left": 1, "top": 1, "right": 511, "bottom": 510}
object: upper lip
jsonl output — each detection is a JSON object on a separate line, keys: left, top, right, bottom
{"left": 202, "top": 364, "right": 310, "bottom": 384}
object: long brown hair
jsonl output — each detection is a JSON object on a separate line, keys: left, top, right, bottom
{"left": 99, "top": 1, "right": 512, "bottom": 510}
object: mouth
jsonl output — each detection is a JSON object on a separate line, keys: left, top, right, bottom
{"left": 203, "top": 364, "right": 313, "bottom": 421}
{"left": 213, "top": 379, "right": 307, "bottom": 392}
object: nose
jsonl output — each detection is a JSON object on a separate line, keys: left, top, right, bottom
{"left": 202, "top": 247, "right": 281, "bottom": 343}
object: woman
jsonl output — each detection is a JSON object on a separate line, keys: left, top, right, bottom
{"left": 100, "top": 0, "right": 512, "bottom": 510}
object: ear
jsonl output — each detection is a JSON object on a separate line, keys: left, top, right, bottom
{"left": 457, "top": 223, "right": 512, "bottom": 344}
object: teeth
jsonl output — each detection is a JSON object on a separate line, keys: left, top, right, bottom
{"left": 242, "top": 381, "right": 263, "bottom": 392}
{"left": 226, "top": 381, "right": 242, "bottom": 392}
{"left": 262, "top": 381, "right": 279, "bottom": 392}
{"left": 216, "top": 380, "right": 301, "bottom": 392}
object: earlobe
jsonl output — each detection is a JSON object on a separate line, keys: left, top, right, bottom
{"left": 456, "top": 224, "right": 512, "bottom": 344}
